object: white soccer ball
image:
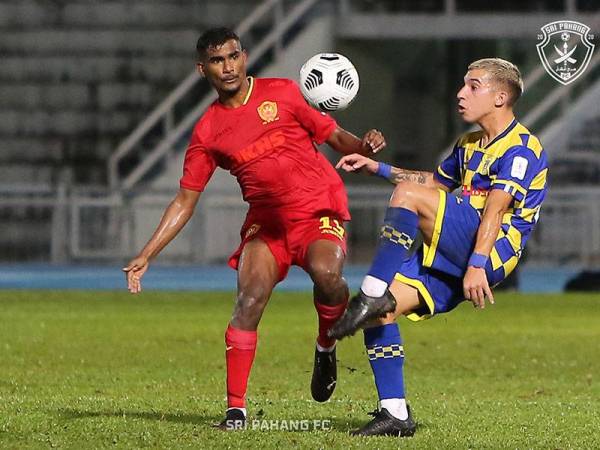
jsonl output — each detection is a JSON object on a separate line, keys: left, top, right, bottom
{"left": 299, "top": 53, "right": 359, "bottom": 112}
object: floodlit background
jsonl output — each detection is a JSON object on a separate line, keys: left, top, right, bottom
{"left": 1, "top": 3, "right": 600, "bottom": 448}
{"left": 1, "top": 0, "right": 599, "bottom": 291}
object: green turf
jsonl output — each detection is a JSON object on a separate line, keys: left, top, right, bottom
{"left": 0, "top": 290, "right": 599, "bottom": 449}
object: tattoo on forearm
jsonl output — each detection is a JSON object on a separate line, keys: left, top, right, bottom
{"left": 389, "top": 167, "right": 431, "bottom": 185}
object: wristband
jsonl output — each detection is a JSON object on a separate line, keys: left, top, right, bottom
{"left": 376, "top": 162, "right": 392, "bottom": 179}
{"left": 468, "top": 252, "right": 488, "bottom": 268}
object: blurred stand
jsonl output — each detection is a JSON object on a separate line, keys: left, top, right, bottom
{"left": 1, "top": 0, "right": 600, "bottom": 271}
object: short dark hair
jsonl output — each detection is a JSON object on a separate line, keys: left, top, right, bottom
{"left": 196, "top": 27, "right": 241, "bottom": 60}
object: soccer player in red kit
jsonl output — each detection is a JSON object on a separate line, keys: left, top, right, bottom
{"left": 123, "top": 27, "right": 386, "bottom": 429}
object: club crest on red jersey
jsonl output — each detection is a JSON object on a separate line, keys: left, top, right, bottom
{"left": 257, "top": 101, "right": 279, "bottom": 124}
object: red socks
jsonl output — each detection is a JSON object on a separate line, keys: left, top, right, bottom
{"left": 225, "top": 324, "right": 257, "bottom": 409}
{"left": 224, "top": 299, "right": 346, "bottom": 409}
{"left": 314, "top": 298, "right": 348, "bottom": 348}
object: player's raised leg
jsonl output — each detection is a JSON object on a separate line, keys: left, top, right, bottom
{"left": 304, "top": 239, "right": 349, "bottom": 402}
{"left": 351, "top": 280, "right": 421, "bottom": 436}
{"left": 329, "top": 182, "right": 440, "bottom": 339}
{"left": 219, "top": 238, "right": 280, "bottom": 430}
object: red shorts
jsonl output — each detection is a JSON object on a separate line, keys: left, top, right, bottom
{"left": 228, "top": 213, "right": 347, "bottom": 281}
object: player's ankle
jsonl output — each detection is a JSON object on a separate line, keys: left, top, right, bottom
{"left": 361, "top": 275, "right": 388, "bottom": 297}
{"left": 380, "top": 398, "right": 408, "bottom": 420}
{"left": 226, "top": 407, "right": 247, "bottom": 418}
{"left": 316, "top": 341, "right": 336, "bottom": 353}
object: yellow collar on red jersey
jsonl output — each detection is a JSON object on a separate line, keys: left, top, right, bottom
{"left": 242, "top": 77, "right": 254, "bottom": 105}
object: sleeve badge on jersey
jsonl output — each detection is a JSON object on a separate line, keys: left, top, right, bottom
{"left": 257, "top": 101, "right": 279, "bottom": 125}
{"left": 510, "top": 156, "right": 528, "bottom": 180}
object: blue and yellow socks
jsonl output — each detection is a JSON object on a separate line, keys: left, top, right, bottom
{"left": 361, "top": 207, "right": 418, "bottom": 297}
{"left": 364, "top": 323, "right": 408, "bottom": 420}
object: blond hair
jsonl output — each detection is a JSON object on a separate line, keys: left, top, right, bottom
{"left": 468, "top": 58, "right": 523, "bottom": 106}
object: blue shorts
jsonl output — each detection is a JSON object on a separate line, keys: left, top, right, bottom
{"left": 396, "top": 191, "right": 520, "bottom": 321}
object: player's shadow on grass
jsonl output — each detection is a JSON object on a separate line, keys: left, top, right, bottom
{"left": 330, "top": 417, "right": 429, "bottom": 434}
{"left": 56, "top": 408, "right": 378, "bottom": 433}
{"left": 56, "top": 408, "right": 222, "bottom": 426}
{"left": 328, "top": 418, "right": 375, "bottom": 433}
{"left": 55, "top": 408, "right": 426, "bottom": 434}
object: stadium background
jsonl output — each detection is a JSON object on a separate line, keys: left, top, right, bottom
{"left": 0, "top": 0, "right": 598, "bottom": 292}
{"left": 1, "top": 0, "right": 599, "bottom": 292}
{"left": 1, "top": 2, "right": 600, "bottom": 448}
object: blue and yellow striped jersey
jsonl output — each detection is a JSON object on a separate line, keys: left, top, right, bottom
{"left": 434, "top": 119, "right": 548, "bottom": 257}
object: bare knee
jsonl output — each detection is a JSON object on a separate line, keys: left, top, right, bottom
{"left": 231, "top": 285, "right": 270, "bottom": 330}
{"left": 390, "top": 181, "right": 419, "bottom": 209}
{"left": 310, "top": 265, "right": 348, "bottom": 305}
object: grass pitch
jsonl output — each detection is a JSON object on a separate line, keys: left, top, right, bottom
{"left": 0, "top": 290, "right": 599, "bottom": 449}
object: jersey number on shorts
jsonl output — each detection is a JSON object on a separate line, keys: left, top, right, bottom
{"left": 319, "top": 217, "right": 345, "bottom": 240}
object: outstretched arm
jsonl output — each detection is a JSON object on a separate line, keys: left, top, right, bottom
{"left": 123, "top": 188, "right": 201, "bottom": 293}
{"left": 463, "top": 189, "right": 513, "bottom": 308}
{"left": 336, "top": 153, "right": 450, "bottom": 191}
{"left": 326, "top": 126, "right": 386, "bottom": 155}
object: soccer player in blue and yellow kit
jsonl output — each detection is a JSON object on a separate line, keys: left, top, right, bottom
{"left": 329, "top": 58, "right": 548, "bottom": 436}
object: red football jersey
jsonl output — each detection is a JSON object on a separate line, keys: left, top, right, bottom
{"left": 180, "top": 77, "right": 350, "bottom": 221}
